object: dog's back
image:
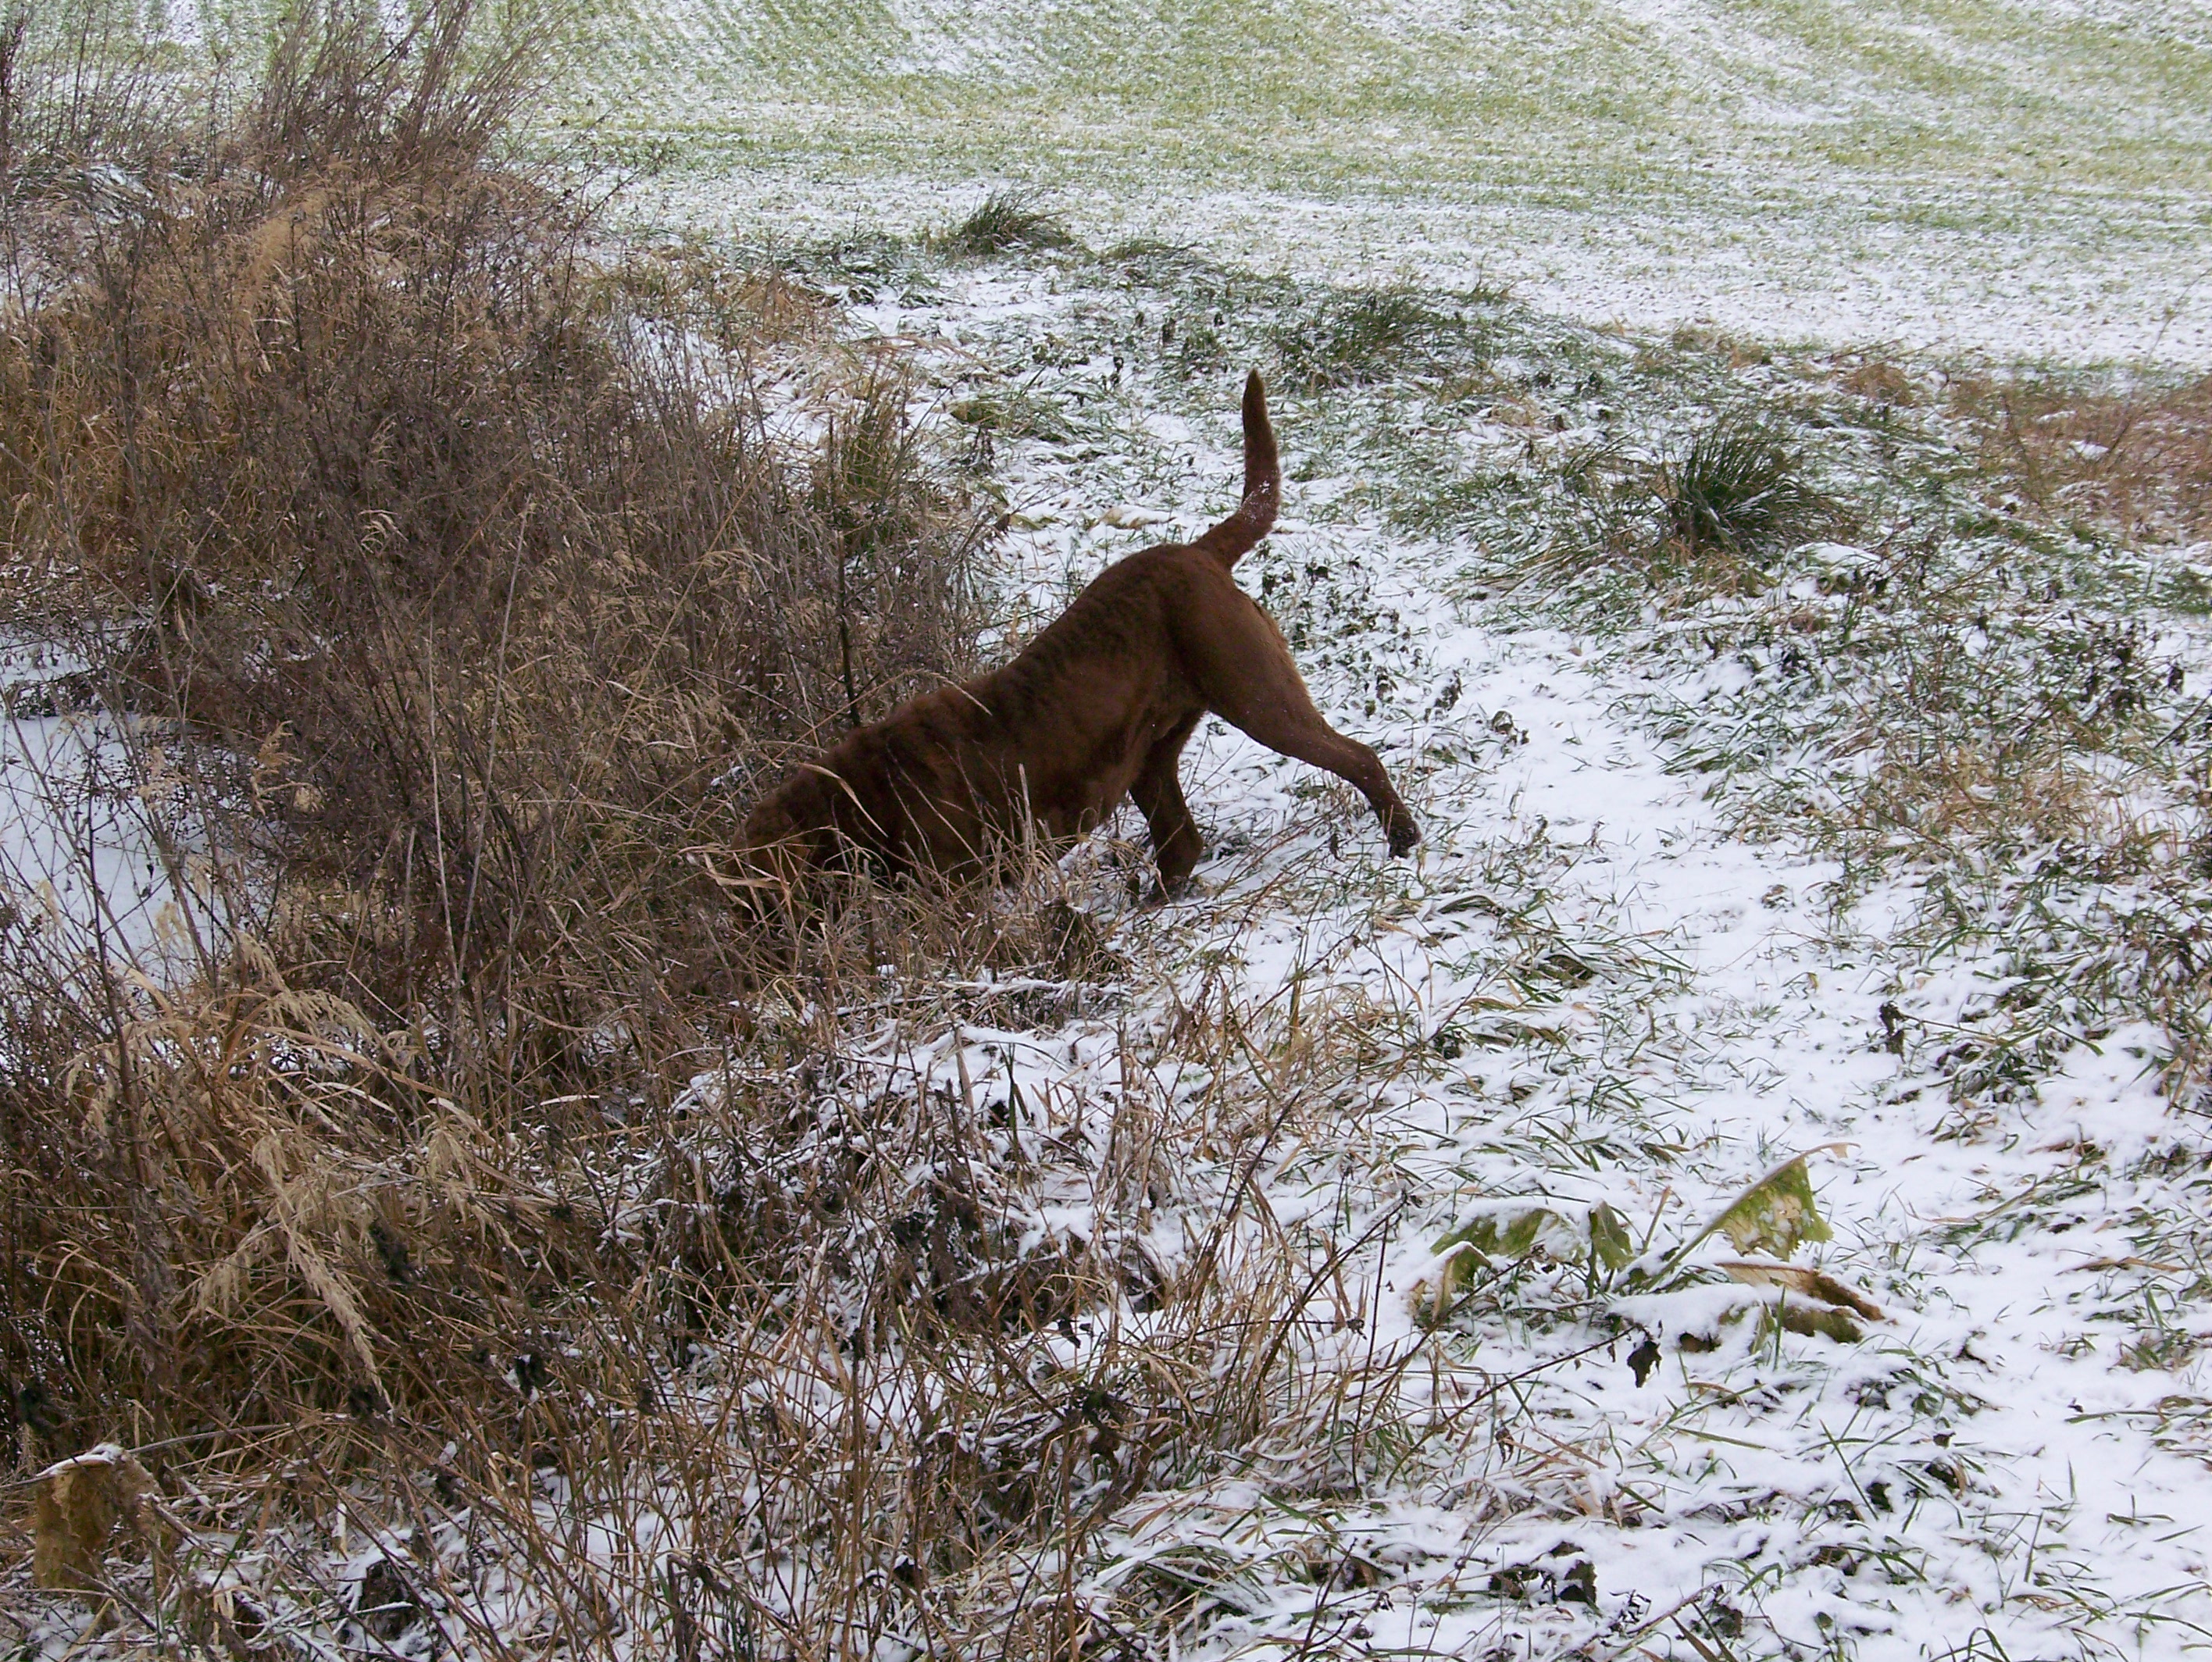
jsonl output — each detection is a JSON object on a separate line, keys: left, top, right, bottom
{"left": 736, "top": 370, "right": 1416, "bottom": 900}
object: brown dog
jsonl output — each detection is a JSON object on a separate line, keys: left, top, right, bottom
{"left": 736, "top": 371, "right": 1419, "bottom": 902}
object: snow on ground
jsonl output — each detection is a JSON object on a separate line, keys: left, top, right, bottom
{"left": 683, "top": 259, "right": 2212, "bottom": 1653}
{"left": 8, "top": 231, "right": 2207, "bottom": 1652}
{"left": 122, "top": 0, "right": 2212, "bottom": 361}
{"left": 1118, "top": 602, "right": 2212, "bottom": 1657}
{"left": 552, "top": 0, "right": 2212, "bottom": 366}
{"left": 0, "top": 638, "right": 208, "bottom": 972}
{"left": 630, "top": 170, "right": 2212, "bottom": 370}
{"left": 10, "top": 0, "right": 2212, "bottom": 1609}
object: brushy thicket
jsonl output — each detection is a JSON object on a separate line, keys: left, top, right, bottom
{"left": 0, "top": 12, "right": 1384, "bottom": 1656}
{"left": 0, "top": 0, "right": 1008, "bottom": 1453}
{"left": 2, "top": 0, "right": 990, "bottom": 1001}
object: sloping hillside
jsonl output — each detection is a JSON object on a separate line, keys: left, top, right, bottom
{"left": 547, "top": 0, "right": 2212, "bottom": 361}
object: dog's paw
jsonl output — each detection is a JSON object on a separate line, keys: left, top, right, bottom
{"left": 1146, "top": 874, "right": 1194, "bottom": 908}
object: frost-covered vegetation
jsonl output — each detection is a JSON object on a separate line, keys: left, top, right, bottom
{"left": 7, "top": 2, "right": 2212, "bottom": 1660}
{"left": 561, "top": 0, "right": 2212, "bottom": 363}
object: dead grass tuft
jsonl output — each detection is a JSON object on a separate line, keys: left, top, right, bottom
{"left": 1833, "top": 353, "right": 1922, "bottom": 408}
{"left": 1953, "top": 369, "right": 2212, "bottom": 543}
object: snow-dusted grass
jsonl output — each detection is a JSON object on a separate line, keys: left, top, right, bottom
{"left": 863, "top": 250, "right": 2212, "bottom": 1653}
{"left": 12, "top": 218, "right": 2212, "bottom": 1657}
{"left": 7, "top": 0, "right": 2212, "bottom": 1638}
{"left": 507, "top": 0, "right": 2212, "bottom": 364}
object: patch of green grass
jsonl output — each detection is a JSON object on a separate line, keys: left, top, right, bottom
{"left": 1656, "top": 413, "right": 1832, "bottom": 562}
{"left": 742, "top": 227, "right": 939, "bottom": 310}
{"left": 949, "top": 384, "right": 1072, "bottom": 443}
{"left": 1165, "top": 316, "right": 1231, "bottom": 376}
{"left": 937, "top": 191, "right": 1076, "bottom": 258}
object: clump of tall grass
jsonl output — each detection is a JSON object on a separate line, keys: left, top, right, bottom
{"left": 2, "top": 0, "right": 994, "bottom": 994}
{"left": 1654, "top": 412, "right": 1829, "bottom": 560}
{"left": 937, "top": 190, "right": 1074, "bottom": 258}
{"left": 1268, "top": 287, "right": 1482, "bottom": 390}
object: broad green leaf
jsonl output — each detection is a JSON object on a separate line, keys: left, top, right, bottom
{"left": 1418, "top": 1199, "right": 1661, "bottom": 1323}
{"left": 1432, "top": 1206, "right": 1567, "bottom": 1268}
{"left": 1430, "top": 1201, "right": 1637, "bottom": 1282}
{"left": 1709, "top": 1154, "right": 1832, "bottom": 1257}
{"left": 1417, "top": 1207, "right": 1565, "bottom": 1324}
{"left": 1588, "top": 1202, "right": 1636, "bottom": 1271}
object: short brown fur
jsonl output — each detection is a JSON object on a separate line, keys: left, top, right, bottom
{"left": 737, "top": 372, "right": 1419, "bottom": 901}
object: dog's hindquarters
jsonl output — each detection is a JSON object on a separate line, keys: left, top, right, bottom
{"left": 726, "top": 367, "right": 1415, "bottom": 908}
{"left": 1174, "top": 577, "right": 1421, "bottom": 860}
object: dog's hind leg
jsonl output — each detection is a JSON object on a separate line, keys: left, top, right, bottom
{"left": 1187, "top": 603, "right": 1421, "bottom": 858}
{"left": 1131, "top": 713, "right": 1205, "bottom": 899}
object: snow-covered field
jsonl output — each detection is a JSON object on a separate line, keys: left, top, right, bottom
{"left": 134, "top": 0, "right": 2212, "bottom": 361}
{"left": 625, "top": 171, "right": 2212, "bottom": 369}
{"left": 8, "top": 2, "right": 2212, "bottom": 1656}
{"left": 565, "top": 0, "right": 2212, "bottom": 365}
{"left": 724, "top": 255, "right": 2212, "bottom": 1654}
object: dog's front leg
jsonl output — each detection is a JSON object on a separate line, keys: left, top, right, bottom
{"left": 1131, "top": 715, "right": 1204, "bottom": 901}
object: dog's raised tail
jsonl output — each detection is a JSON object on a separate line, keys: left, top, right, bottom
{"left": 1189, "top": 369, "right": 1279, "bottom": 569}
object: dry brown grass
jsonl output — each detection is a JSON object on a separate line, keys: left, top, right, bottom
{"left": 0, "top": 813, "right": 1454, "bottom": 1657}
{"left": 0, "top": 0, "right": 999, "bottom": 974}
{"left": 1951, "top": 369, "right": 2212, "bottom": 542}
{"left": 1846, "top": 742, "right": 2170, "bottom": 865}
{"left": 1833, "top": 354, "right": 1921, "bottom": 409}
{"left": 0, "top": 11, "right": 1455, "bottom": 1656}
{"left": 1664, "top": 324, "right": 1775, "bottom": 372}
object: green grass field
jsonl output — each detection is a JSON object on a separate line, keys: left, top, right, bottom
{"left": 522, "top": 0, "right": 2212, "bottom": 362}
